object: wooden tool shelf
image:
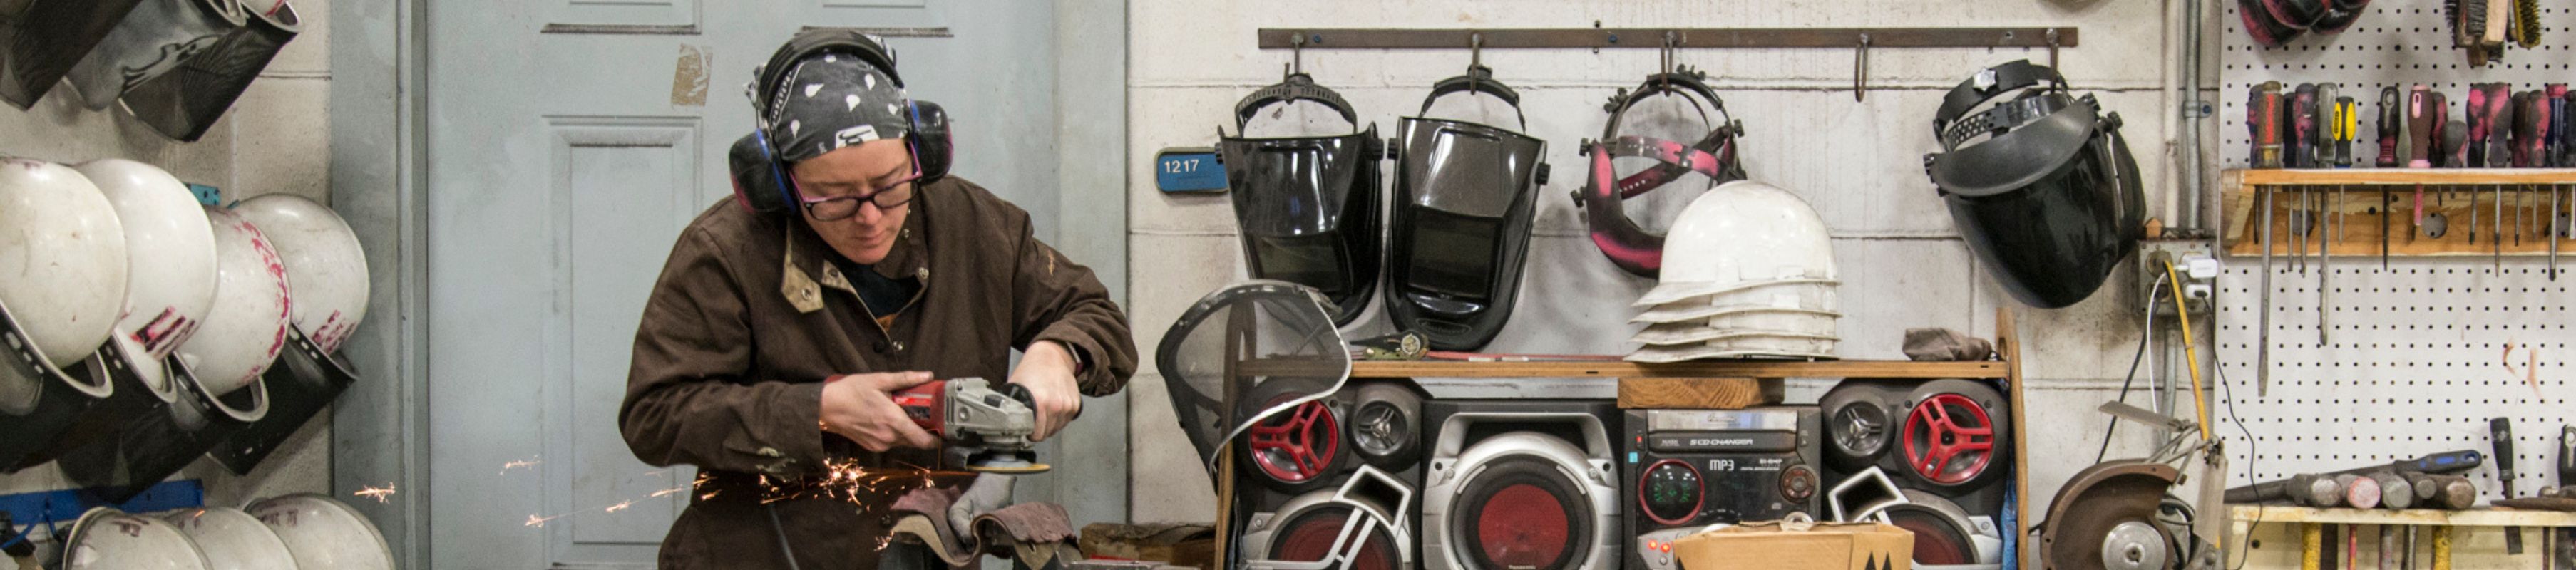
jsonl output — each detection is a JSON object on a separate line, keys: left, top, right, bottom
{"left": 1338, "top": 358, "right": 2006, "bottom": 380}
{"left": 1210, "top": 309, "right": 2041, "bottom": 568}
{"left": 2230, "top": 505, "right": 2576, "bottom": 527}
{"left": 2221, "top": 168, "right": 2576, "bottom": 258}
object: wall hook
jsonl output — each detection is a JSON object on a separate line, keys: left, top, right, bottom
{"left": 1658, "top": 31, "right": 1678, "bottom": 92}
{"left": 2046, "top": 28, "right": 2061, "bottom": 72}
{"left": 1854, "top": 33, "right": 1872, "bottom": 102}
{"left": 1289, "top": 32, "right": 1306, "bottom": 78}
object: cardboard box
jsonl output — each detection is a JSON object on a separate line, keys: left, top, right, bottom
{"left": 1077, "top": 523, "right": 1213, "bottom": 570}
{"left": 1671, "top": 520, "right": 1914, "bottom": 570}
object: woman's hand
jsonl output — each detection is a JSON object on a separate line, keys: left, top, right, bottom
{"left": 819, "top": 370, "right": 942, "bottom": 452}
{"left": 1009, "top": 341, "right": 1084, "bottom": 441}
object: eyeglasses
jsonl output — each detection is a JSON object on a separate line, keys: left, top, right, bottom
{"left": 799, "top": 165, "right": 922, "bottom": 222}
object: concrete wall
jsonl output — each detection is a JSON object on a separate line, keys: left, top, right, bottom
{"left": 1124, "top": 0, "right": 2211, "bottom": 525}
{"left": 0, "top": 0, "right": 337, "bottom": 541}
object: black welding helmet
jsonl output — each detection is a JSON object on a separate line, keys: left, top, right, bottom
{"left": 1387, "top": 66, "right": 1546, "bottom": 351}
{"left": 1155, "top": 281, "right": 1351, "bottom": 485}
{"left": 1925, "top": 60, "right": 2143, "bottom": 309}
{"left": 1221, "top": 73, "right": 1384, "bottom": 326}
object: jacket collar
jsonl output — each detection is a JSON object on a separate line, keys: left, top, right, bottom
{"left": 779, "top": 197, "right": 928, "bottom": 312}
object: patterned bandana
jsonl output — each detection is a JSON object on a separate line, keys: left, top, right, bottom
{"left": 759, "top": 52, "right": 913, "bottom": 162}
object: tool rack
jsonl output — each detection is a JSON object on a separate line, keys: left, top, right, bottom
{"left": 2228, "top": 506, "right": 2576, "bottom": 569}
{"left": 2215, "top": 168, "right": 2576, "bottom": 569}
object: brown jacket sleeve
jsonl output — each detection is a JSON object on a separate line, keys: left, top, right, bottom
{"left": 1002, "top": 207, "right": 1138, "bottom": 397}
{"left": 620, "top": 225, "right": 828, "bottom": 477}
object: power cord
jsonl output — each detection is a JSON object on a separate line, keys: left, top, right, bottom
{"left": 2096, "top": 273, "right": 2167, "bottom": 464}
{"left": 2216, "top": 358, "right": 2262, "bottom": 570}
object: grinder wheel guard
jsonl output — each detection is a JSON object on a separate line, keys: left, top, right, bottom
{"left": 1576, "top": 68, "right": 1745, "bottom": 279}
{"left": 1926, "top": 60, "right": 2143, "bottom": 309}
{"left": 1221, "top": 73, "right": 1382, "bottom": 326}
{"left": 1154, "top": 281, "right": 1351, "bottom": 485}
{"left": 2041, "top": 460, "right": 2184, "bottom": 570}
{"left": 1387, "top": 65, "right": 1547, "bottom": 351}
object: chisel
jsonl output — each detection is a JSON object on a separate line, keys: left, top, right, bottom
{"left": 2497, "top": 417, "right": 2524, "bottom": 554}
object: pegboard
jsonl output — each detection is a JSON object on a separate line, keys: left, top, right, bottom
{"left": 2212, "top": 259, "right": 2575, "bottom": 502}
{"left": 2219, "top": 0, "right": 2576, "bottom": 170}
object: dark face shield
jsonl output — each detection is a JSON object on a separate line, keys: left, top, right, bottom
{"left": 1926, "top": 61, "right": 2143, "bottom": 309}
{"left": 1386, "top": 89, "right": 1546, "bottom": 350}
{"left": 1155, "top": 281, "right": 1351, "bottom": 486}
{"left": 1221, "top": 77, "right": 1385, "bottom": 326}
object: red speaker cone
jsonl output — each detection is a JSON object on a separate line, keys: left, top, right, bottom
{"left": 1247, "top": 399, "right": 1340, "bottom": 487}
{"left": 1272, "top": 505, "right": 1401, "bottom": 570}
{"left": 1453, "top": 456, "right": 1593, "bottom": 570}
{"left": 1901, "top": 393, "right": 1998, "bottom": 487}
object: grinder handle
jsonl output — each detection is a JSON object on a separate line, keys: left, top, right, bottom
{"left": 999, "top": 382, "right": 1082, "bottom": 422}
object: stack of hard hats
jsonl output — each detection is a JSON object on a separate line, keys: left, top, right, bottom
{"left": 1626, "top": 180, "right": 1840, "bottom": 363}
{"left": 53, "top": 494, "right": 396, "bottom": 570}
{"left": 0, "top": 155, "right": 371, "bottom": 483}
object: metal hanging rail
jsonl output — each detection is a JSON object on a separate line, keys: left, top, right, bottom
{"left": 1256, "top": 27, "right": 2079, "bottom": 101}
{"left": 1254, "top": 27, "right": 2076, "bottom": 50}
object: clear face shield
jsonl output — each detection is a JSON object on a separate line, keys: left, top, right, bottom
{"left": 1154, "top": 281, "right": 1352, "bottom": 484}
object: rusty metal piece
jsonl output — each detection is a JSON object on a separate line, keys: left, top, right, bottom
{"left": 2343, "top": 473, "right": 2383, "bottom": 509}
{"left": 2433, "top": 475, "right": 2478, "bottom": 510}
{"left": 2408, "top": 473, "right": 2442, "bottom": 504}
{"left": 2374, "top": 472, "right": 2416, "bottom": 509}
{"left": 2295, "top": 474, "right": 2346, "bottom": 507}
{"left": 2043, "top": 460, "right": 2181, "bottom": 570}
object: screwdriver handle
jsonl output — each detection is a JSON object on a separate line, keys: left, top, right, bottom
{"left": 2398, "top": 450, "right": 2488, "bottom": 475}
{"left": 2495, "top": 418, "right": 2520, "bottom": 497}
{"left": 2557, "top": 425, "right": 2575, "bottom": 485}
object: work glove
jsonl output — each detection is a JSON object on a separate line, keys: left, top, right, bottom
{"left": 950, "top": 473, "right": 1017, "bottom": 539}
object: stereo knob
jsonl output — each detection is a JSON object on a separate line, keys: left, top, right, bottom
{"left": 1639, "top": 460, "right": 1704, "bottom": 525}
{"left": 1781, "top": 465, "right": 1818, "bottom": 502}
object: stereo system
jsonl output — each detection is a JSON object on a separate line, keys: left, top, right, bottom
{"left": 1221, "top": 378, "right": 2011, "bottom": 570}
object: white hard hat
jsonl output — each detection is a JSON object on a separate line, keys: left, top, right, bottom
{"left": 76, "top": 159, "right": 219, "bottom": 397}
{"left": 162, "top": 507, "right": 300, "bottom": 570}
{"left": 247, "top": 494, "right": 395, "bottom": 570}
{"left": 180, "top": 207, "right": 292, "bottom": 396}
{"left": 0, "top": 158, "right": 129, "bottom": 370}
{"left": 231, "top": 195, "right": 367, "bottom": 353}
{"left": 59, "top": 507, "right": 213, "bottom": 570}
{"left": 1627, "top": 180, "right": 1840, "bottom": 361}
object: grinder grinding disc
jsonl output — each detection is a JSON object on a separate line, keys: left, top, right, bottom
{"left": 2041, "top": 460, "right": 2182, "bottom": 570}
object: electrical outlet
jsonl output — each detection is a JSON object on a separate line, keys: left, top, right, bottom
{"left": 2140, "top": 239, "right": 2218, "bottom": 318}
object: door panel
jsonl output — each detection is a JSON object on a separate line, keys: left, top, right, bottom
{"left": 428, "top": 2, "right": 1057, "bottom": 567}
{"left": 548, "top": 118, "right": 697, "bottom": 549}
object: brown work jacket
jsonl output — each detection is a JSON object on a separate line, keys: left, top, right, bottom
{"left": 620, "top": 177, "right": 1136, "bottom": 569}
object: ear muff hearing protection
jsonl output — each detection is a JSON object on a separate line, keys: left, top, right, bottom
{"left": 728, "top": 28, "right": 953, "bottom": 214}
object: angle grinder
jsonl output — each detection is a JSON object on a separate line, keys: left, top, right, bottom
{"left": 893, "top": 378, "right": 1052, "bottom": 474}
